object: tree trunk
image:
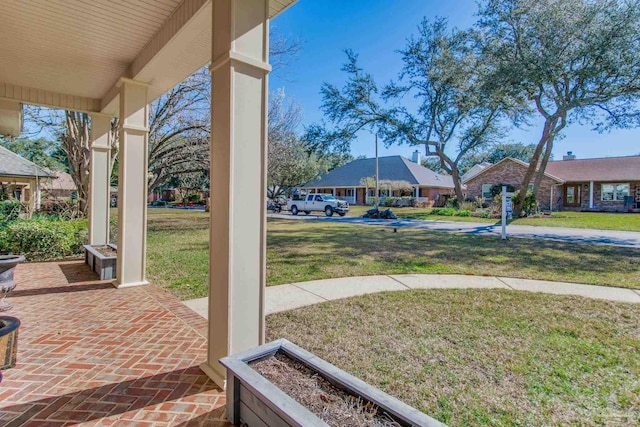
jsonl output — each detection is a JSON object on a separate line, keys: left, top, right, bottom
{"left": 450, "top": 164, "right": 465, "bottom": 205}
{"left": 532, "top": 139, "right": 553, "bottom": 198}
{"left": 513, "top": 117, "right": 557, "bottom": 216}
{"left": 61, "top": 112, "right": 91, "bottom": 215}
{"left": 436, "top": 146, "right": 465, "bottom": 205}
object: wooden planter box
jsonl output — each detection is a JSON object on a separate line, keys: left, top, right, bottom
{"left": 219, "top": 339, "right": 445, "bottom": 427}
{"left": 83, "top": 244, "right": 117, "bottom": 280}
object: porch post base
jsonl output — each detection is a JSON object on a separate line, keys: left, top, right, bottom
{"left": 200, "top": 361, "right": 226, "bottom": 390}
{"left": 112, "top": 280, "right": 149, "bottom": 289}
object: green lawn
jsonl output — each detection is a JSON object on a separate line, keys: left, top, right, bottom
{"left": 144, "top": 210, "right": 640, "bottom": 300}
{"left": 266, "top": 289, "right": 640, "bottom": 426}
{"left": 344, "top": 205, "right": 640, "bottom": 231}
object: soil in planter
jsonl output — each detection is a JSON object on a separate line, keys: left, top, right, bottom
{"left": 251, "top": 352, "right": 395, "bottom": 427}
{"left": 93, "top": 246, "right": 117, "bottom": 257}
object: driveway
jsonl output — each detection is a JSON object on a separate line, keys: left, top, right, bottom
{"left": 268, "top": 213, "right": 640, "bottom": 248}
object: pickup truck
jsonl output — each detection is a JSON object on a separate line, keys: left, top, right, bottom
{"left": 287, "top": 194, "right": 349, "bottom": 217}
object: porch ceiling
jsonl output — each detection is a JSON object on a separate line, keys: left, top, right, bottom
{"left": 0, "top": 0, "right": 295, "bottom": 115}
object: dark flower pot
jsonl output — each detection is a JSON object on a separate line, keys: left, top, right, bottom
{"left": 0, "top": 315, "right": 20, "bottom": 383}
{"left": 0, "top": 255, "right": 25, "bottom": 312}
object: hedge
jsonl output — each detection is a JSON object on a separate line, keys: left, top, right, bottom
{"left": 0, "top": 218, "right": 88, "bottom": 261}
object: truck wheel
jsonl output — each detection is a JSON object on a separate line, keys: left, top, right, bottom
{"left": 291, "top": 205, "right": 298, "bottom": 215}
{"left": 304, "top": 211, "right": 311, "bottom": 215}
{"left": 324, "top": 206, "right": 334, "bottom": 217}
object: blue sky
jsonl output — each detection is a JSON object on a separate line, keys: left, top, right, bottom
{"left": 270, "top": 0, "right": 640, "bottom": 161}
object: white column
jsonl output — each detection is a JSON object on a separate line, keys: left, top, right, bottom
{"left": 589, "top": 181, "right": 594, "bottom": 209}
{"left": 88, "top": 113, "right": 112, "bottom": 245}
{"left": 116, "top": 79, "right": 150, "bottom": 288}
{"left": 201, "top": 0, "right": 270, "bottom": 389}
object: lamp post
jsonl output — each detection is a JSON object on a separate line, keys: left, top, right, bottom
{"left": 375, "top": 132, "right": 379, "bottom": 209}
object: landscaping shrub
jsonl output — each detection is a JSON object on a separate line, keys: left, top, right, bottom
{"left": 459, "top": 200, "right": 478, "bottom": 211}
{"left": 519, "top": 190, "right": 539, "bottom": 216}
{"left": 0, "top": 201, "right": 22, "bottom": 224}
{"left": 38, "top": 199, "right": 82, "bottom": 220}
{"left": 431, "top": 207, "right": 456, "bottom": 216}
{"left": 445, "top": 198, "right": 459, "bottom": 209}
{"left": 456, "top": 209, "right": 471, "bottom": 217}
{"left": 1, "top": 218, "right": 87, "bottom": 261}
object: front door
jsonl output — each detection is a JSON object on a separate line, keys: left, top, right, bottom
{"left": 564, "top": 184, "right": 581, "bottom": 207}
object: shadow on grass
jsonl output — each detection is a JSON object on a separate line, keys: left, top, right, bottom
{"left": 266, "top": 219, "right": 640, "bottom": 286}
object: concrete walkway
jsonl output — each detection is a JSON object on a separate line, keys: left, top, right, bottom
{"left": 184, "top": 274, "right": 640, "bottom": 318}
{"left": 268, "top": 213, "right": 640, "bottom": 248}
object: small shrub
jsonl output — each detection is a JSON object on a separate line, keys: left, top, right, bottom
{"left": 455, "top": 209, "right": 471, "bottom": 217}
{"left": 431, "top": 207, "right": 456, "bottom": 216}
{"left": 2, "top": 218, "right": 87, "bottom": 261}
{"left": 459, "top": 201, "right": 478, "bottom": 212}
{"left": 520, "top": 190, "right": 539, "bottom": 216}
{"left": 445, "top": 198, "right": 459, "bottom": 209}
{"left": 38, "top": 199, "right": 82, "bottom": 220}
{"left": 0, "top": 201, "right": 22, "bottom": 224}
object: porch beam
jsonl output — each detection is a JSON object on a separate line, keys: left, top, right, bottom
{"left": 201, "top": 0, "right": 270, "bottom": 389}
{"left": 115, "top": 79, "right": 150, "bottom": 288}
{"left": 88, "top": 113, "right": 113, "bottom": 245}
{"left": 0, "top": 82, "right": 101, "bottom": 113}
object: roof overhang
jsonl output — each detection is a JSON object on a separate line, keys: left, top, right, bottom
{"left": 0, "top": 0, "right": 296, "bottom": 116}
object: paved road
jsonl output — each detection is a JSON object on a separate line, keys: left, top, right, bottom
{"left": 268, "top": 213, "right": 640, "bottom": 248}
{"left": 184, "top": 274, "right": 640, "bottom": 318}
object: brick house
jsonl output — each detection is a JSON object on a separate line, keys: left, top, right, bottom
{"left": 302, "top": 153, "right": 456, "bottom": 206}
{"left": 464, "top": 154, "right": 640, "bottom": 212}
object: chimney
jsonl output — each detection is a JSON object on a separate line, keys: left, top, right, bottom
{"left": 412, "top": 150, "right": 421, "bottom": 164}
{"left": 563, "top": 151, "right": 576, "bottom": 161}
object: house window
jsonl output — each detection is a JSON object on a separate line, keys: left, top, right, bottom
{"left": 527, "top": 183, "right": 534, "bottom": 192}
{"left": 482, "top": 184, "right": 492, "bottom": 199}
{"left": 601, "top": 183, "right": 629, "bottom": 201}
{"left": 346, "top": 188, "right": 355, "bottom": 197}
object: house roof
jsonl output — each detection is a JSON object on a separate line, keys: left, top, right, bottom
{"left": 42, "top": 169, "right": 76, "bottom": 191}
{"left": 462, "top": 162, "right": 492, "bottom": 183}
{"left": 545, "top": 155, "right": 640, "bottom": 182}
{"left": 0, "top": 145, "right": 55, "bottom": 179}
{"left": 464, "top": 157, "right": 564, "bottom": 184}
{"left": 303, "top": 156, "right": 455, "bottom": 189}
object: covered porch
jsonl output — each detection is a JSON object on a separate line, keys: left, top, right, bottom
{"left": 0, "top": 0, "right": 296, "bottom": 403}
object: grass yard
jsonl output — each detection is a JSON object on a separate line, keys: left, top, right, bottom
{"left": 144, "top": 210, "right": 640, "bottom": 300}
{"left": 344, "top": 205, "right": 640, "bottom": 231}
{"left": 266, "top": 289, "right": 640, "bottom": 426}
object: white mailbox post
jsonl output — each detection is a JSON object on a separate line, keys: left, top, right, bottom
{"left": 501, "top": 186, "right": 515, "bottom": 240}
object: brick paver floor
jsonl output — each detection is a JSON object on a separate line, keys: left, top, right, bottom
{"left": 0, "top": 260, "right": 231, "bottom": 427}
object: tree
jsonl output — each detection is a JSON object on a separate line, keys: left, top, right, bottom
{"left": 0, "top": 136, "right": 66, "bottom": 170}
{"left": 479, "top": 0, "right": 640, "bottom": 214}
{"left": 459, "top": 142, "right": 539, "bottom": 172}
{"left": 306, "top": 19, "right": 523, "bottom": 204}
{"left": 147, "top": 68, "right": 210, "bottom": 194}
{"left": 24, "top": 108, "right": 118, "bottom": 214}
{"left": 267, "top": 90, "right": 320, "bottom": 198}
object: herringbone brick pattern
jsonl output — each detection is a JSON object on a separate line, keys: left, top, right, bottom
{"left": 0, "top": 260, "right": 231, "bottom": 426}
